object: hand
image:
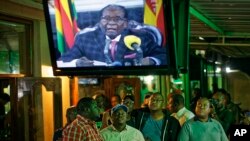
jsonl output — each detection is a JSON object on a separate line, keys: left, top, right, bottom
{"left": 76, "top": 57, "right": 94, "bottom": 67}
{"left": 141, "top": 57, "right": 155, "bottom": 65}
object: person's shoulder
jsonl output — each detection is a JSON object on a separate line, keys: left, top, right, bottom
{"left": 211, "top": 118, "right": 222, "bottom": 124}
{"left": 186, "top": 117, "right": 195, "bottom": 123}
{"left": 126, "top": 125, "right": 144, "bottom": 137}
{"left": 179, "top": 118, "right": 195, "bottom": 130}
{"left": 126, "top": 125, "right": 139, "bottom": 131}
{"left": 100, "top": 126, "right": 112, "bottom": 133}
{"left": 210, "top": 118, "right": 226, "bottom": 130}
{"left": 64, "top": 118, "right": 86, "bottom": 130}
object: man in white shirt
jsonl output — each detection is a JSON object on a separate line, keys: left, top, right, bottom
{"left": 167, "top": 94, "right": 195, "bottom": 126}
{"left": 100, "top": 104, "right": 144, "bottom": 141}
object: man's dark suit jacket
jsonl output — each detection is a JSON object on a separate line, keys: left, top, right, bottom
{"left": 60, "top": 26, "right": 167, "bottom": 65}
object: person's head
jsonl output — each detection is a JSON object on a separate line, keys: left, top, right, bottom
{"left": 76, "top": 97, "right": 100, "bottom": 121}
{"left": 224, "top": 92, "right": 231, "bottom": 105}
{"left": 122, "top": 95, "right": 134, "bottom": 112}
{"left": 218, "top": 88, "right": 231, "bottom": 105}
{"left": 212, "top": 91, "right": 227, "bottom": 109}
{"left": 191, "top": 88, "right": 201, "bottom": 99}
{"left": 111, "top": 95, "right": 121, "bottom": 107}
{"left": 195, "top": 97, "right": 211, "bottom": 121}
{"left": 0, "top": 93, "right": 10, "bottom": 105}
{"left": 167, "top": 94, "right": 184, "bottom": 113}
{"left": 111, "top": 104, "right": 128, "bottom": 126}
{"left": 141, "top": 94, "right": 152, "bottom": 108}
{"left": 93, "top": 93, "right": 107, "bottom": 110}
{"left": 212, "top": 83, "right": 218, "bottom": 93}
{"left": 99, "top": 4, "right": 128, "bottom": 39}
{"left": 66, "top": 106, "right": 77, "bottom": 124}
{"left": 148, "top": 93, "right": 164, "bottom": 111}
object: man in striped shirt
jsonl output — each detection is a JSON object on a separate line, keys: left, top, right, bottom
{"left": 63, "top": 97, "right": 103, "bottom": 141}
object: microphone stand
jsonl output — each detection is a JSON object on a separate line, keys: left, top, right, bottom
{"left": 133, "top": 44, "right": 143, "bottom": 66}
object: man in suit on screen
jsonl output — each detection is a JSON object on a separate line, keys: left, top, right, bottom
{"left": 59, "top": 4, "right": 167, "bottom": 66}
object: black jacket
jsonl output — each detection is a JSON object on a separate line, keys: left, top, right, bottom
{"left": 134, "top": 109, "right": 181, "bottom": 141}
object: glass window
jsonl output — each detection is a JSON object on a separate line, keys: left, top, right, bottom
{"left": 0, "top": 16, "right": 32, "bottom": 75}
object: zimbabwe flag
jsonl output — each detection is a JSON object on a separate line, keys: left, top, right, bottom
{"left": 55, "top": 0, "right": 79, "bottom": 54}
{"left": 144, "top": 0, "right": 166, "bottom": 46}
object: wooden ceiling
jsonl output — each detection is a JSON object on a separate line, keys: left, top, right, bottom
{"left": 190, "top": 0, "right": 250, "bottom": 58}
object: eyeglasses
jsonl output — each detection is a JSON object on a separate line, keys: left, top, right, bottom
{"left": 101, "top": 16, "right": 126, "bottom": 22}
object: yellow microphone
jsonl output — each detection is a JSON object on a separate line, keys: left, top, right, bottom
{"left": 124, "top": 35, "right": 141, "bottom": 50}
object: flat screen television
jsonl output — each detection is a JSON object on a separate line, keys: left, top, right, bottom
{"left": 43, "top": 0, "right": 176, "bottom": 76}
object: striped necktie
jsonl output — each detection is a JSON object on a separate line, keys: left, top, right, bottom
{"left": 110, "top": 40, "right": 117, "bottom": 60}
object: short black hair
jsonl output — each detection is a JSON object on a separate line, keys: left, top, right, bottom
{"left": 171, "top": 94, "right": 184, "bottom": 106}
{"left": 100, "top": 4, "right": 128, "bottom": 19}
{"left": 217, "top": 88, "right": 227, "bottom": 94}
{"left": 0, "top": 93, "right": 10, "bottom": 102}
{"left": 198, "top": 97, "right": 211, "bottom": 106}
{"left": 76, "top": 97, "right": 94, "bottom": 114}
{"left": 193, "top": 88, "right": 201, "bottom": 97}
{"left": 66, "top": 106, "right": 77, "bottom": 117}
{"left": 145, "top": 94, "right": 151, "bottom": 99}
{"left": 218, "top": 88, "right": 231, "bottom": 102}
{"left": 112, "top": 94, "right": 121, "bottom": 103}
{"left": 123, "top": 95, "right": 134, "bottom": 102}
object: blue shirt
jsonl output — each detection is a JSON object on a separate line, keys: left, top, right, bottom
{"left": 142, "top": 116, "right": 163, "bottom": 141}
{"left": 178, "top": 117, "right": 228, "bottom": 141}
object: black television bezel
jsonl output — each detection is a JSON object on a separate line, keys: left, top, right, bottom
{"left": 43, "top": 0, "right": 177, "bottom": 76}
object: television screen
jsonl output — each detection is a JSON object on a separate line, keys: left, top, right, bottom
{"left": 43, "top": 0, "right": 176, "bottom": 76}
{"left": 78, "top": 78, "right": 99, "bottom": 85}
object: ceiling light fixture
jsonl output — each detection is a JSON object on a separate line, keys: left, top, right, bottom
{"left": 215, "top": 61, "right": 221, "bottom": 65}
{"left": 198, "top": 36, "right": 204, "bottom": 40}
{"left": 216, "top": 67, "right": 221, "bottom": 73}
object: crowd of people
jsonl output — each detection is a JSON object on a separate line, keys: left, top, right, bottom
{"left": 53, "top": 86, "right": 247, "bottom": 141}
